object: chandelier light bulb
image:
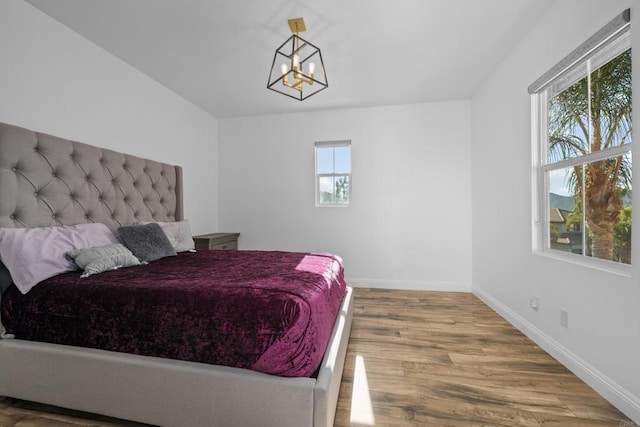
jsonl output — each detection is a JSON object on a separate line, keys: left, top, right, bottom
{"left": 281, "top": 63, "right": 289, "bottom": 75}
{"left": 309, "top": 62, "right": 316, "bottom": 75}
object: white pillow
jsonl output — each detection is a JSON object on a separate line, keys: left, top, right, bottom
{"left": 141, "top": 219, "right": 195, "bottom": 253}
{"left": 160, "top": 220, "right": 195, "bottom": 252}
{"left": 0, "top": 223, "right": 118, "bottom": 294}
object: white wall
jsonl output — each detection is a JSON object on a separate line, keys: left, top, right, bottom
{"left": 0, "top": 0, "right": 219, "bottom": 234}
{"left": 219, "top": 101, "right": 472, "bottom": 291}
{"left": 471, "top": 0, "right": 639, "bottom": 422}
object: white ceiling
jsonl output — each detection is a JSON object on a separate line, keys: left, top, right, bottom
{"left": 26, "top": 0, "right": 556, "bottom": 118}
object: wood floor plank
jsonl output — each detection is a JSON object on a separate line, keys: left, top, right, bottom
{"left": 0, "top": 288, "right": 635, "bottom": 426}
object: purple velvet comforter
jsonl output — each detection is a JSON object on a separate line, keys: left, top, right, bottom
{"left": 1, "top": 250, "right": 347, "bottom": 377}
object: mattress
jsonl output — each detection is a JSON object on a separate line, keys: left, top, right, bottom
{"left": 1, "top": 250, "right": 347, "bottom": 377}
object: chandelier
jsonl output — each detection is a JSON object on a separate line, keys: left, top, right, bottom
{"left": 267, "top": 18, "right": 328, "bottom": 100}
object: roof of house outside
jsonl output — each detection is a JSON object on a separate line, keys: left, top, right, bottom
{"left": 549, "top": 208, "right": 572, "bottom": 223}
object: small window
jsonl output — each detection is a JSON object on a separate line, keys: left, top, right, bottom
{"left": 530, "top": 9, "right": 632, "bottom": 268}
{"left": 315, "top": 140, "right": 351, "bottom": 206}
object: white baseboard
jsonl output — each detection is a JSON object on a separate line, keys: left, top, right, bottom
{"left": 346, "top": 277, "right": 471, "bottom": 292}
{"left": 473, "top": 284, "right": 640, "bottom": 425}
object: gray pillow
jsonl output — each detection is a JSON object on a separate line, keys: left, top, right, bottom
{"left": 118, "top": 223, "right": 177, "bottom": 262}
{"left": 66, "top": 243, "right": 142, "bottom": 278}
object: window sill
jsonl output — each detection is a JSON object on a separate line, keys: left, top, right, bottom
{"left": 534, "top": 248, "right": 631, "bottom": 277}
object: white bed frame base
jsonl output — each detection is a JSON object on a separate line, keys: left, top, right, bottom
{"left": 0, "top": 287, "right": 353, "bottom": 426}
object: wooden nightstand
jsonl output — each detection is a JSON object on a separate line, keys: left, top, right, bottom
{"left": 193, "top": 233, "right": 240, "bottom": 250}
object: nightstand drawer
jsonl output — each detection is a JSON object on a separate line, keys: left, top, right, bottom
{"left": 209, "top": 240, "right": 238, "bottom": 250}
{"left": 193, "top": 233, "right": 240, "bottom": 250}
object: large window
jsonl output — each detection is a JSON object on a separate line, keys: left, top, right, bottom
{"left": 315, "top": 140, "right": 351, "bottom": 206}
{"left": 531, "top": 10, "right": 632, "bottom": 268}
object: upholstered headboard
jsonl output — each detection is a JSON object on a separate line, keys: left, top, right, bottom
{"left": 0, "top": 122, "right": 183, "bottom": 231}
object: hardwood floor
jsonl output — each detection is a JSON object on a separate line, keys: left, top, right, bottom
{"left": 333, "top": 288, "right": 633, "bottom": 427}
{"left": 0, "top": 288, "right": 634, "bottom": 426}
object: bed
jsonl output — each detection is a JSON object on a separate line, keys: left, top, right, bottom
{"left": 0, "top": 121, "right": 354, "bottom": 427}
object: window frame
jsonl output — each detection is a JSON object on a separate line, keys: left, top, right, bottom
{"left": 531, "top": 14, "right": 632, "bottom": 275}
{"left": 314, "top": 140, "right": 352, "bottom": 207}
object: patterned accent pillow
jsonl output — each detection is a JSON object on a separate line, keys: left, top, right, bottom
{"left": 118, "top": 223, "right": 177, "bottom": 262}
{"left": 66, "top": 243, "right": 142, "bottom": 277}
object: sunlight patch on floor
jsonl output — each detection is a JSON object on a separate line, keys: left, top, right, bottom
{"left": 350, "top": 354, "right": 375, "bottom": 425}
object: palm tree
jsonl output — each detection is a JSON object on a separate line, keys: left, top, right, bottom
{"left": 548, "top": 49, "right": 632, "bottom": 261}
{"left": 614, "top": 206, "right": 632, "bottom": 264}
{"left": 335, "top": 177, "right": 349, "bottom": 202}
